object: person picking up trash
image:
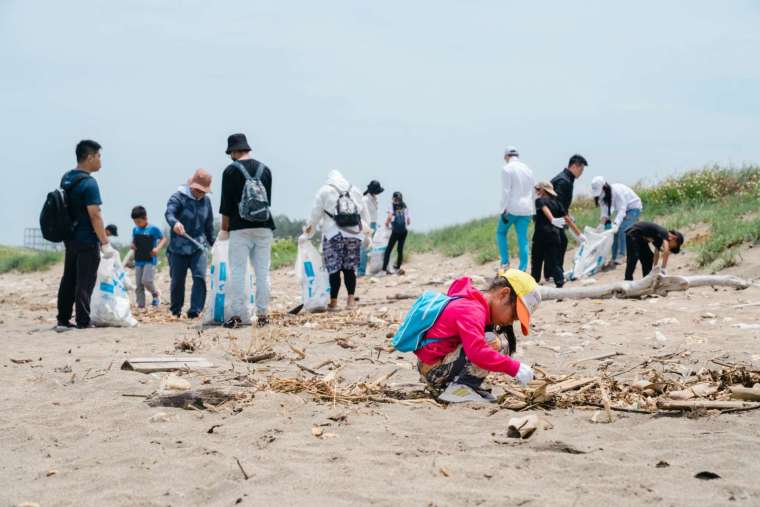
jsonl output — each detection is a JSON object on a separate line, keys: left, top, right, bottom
{"left": 624, "top": 221, "right": 684, "bottom": 281}
{"left": 531, "top": 181, "right": 584, "bottom": 288}
{"left": 590, "top": 176, "right": 642, "bottom": 265}
{"left": 303, "top": 170, "right": 371, "bottom": 311}
{"left": 392, "top": 269, "right": 541, "bottom": 403}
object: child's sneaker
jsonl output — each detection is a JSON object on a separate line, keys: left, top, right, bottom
{"left": 438, "top": 383, "right": 493, "bottom": 403}
{"left": 151, "top": 297, "right": 160, "bottom": 307}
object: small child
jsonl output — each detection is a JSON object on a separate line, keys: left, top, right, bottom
{"left": 105, "top": 224, "right": 118, "bottom": 238}
{"left": 531, "top": 181, "right": 584, "bottom": 288}
{"left": 130, "top": 206, "right": 167, "bottom": 308}
{"left": 398, "top": 269, "right": 540, "bottom": 403}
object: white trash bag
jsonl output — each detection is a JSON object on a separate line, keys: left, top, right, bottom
{"left": 295, "top": 236, "right": 330, "bottom": 312}
{"left": 91, "top": 253, "right": 138, "bottom": 327}
{"left": 566, "top": 226, "right": 615, "bottom": 281}
{"left": 368, "top": 226, "right": 391, "bottom": 275}
{"left": 203, "top": 240, "right": 255, "bottom": 325}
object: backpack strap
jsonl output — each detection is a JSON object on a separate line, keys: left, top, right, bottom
{"left": 232, "top": 161, "right": 252, "bottom": 181}
{"left": 254, "top": 162, "right": 265, "bottom": 180}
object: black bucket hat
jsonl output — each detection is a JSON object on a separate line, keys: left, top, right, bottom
{"left": 226, "top": 133, "right": 252, "bottom": 154}
{"left": 364, "top": 180, "right": 384, "bottom": 196}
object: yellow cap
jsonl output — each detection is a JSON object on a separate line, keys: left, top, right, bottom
{"left": 497, "top": 268, "right": 541, "bottom": 335}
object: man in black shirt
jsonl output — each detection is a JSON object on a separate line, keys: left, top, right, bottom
{"left": 624, "top": 222, "right": 684, "bottom": 280}
{"left": 218, "top": 133, "right": 275, "bottom": 327}
{"left": 550, "top": 154, "right": 588, "bottom": 271}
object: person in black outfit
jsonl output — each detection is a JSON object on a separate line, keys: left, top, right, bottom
{"left": 624, "top": 222, "right": 684, "bottom": 280}
{"left": 550, "top": 154, "right": 588, "bottom": 273}
{"left": 530, "top": 181, "right": 584, "bottom": 288}
{"left": 382, "top": 191, "right": 411, "bottom": 274}
{"left": 56, "top": 140, "right": 117, "bottom": 332}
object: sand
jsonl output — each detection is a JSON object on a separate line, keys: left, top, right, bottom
{"left": 2, "top": 237, "right": 760, "bottom": 506}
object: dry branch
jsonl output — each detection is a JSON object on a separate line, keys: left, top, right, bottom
{"left": 656, "top": 400, "right": 760, "bottom": 411}
{"left": 145, "top": 386, "right": 251, "bottom": 409}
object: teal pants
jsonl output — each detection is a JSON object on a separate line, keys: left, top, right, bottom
{"left": 496, "top": 214, "right": 531, "bottom": 271}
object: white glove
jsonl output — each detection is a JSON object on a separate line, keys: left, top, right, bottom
{"left": 551, "top": 217, "right": 566, "bottom": 228}
{"left": 659, "top": 267, "right": 667, "bottom": 276}
{"left": 515, "top": 363, "right": 534, "bottom": 386}
{"left": 217, "top": 230, "right": 230, "bottom": 241}
{"left": 578, "top": 233, "right": 588, "bottom": 243}
{"left": 610, "top": 224, "right": 619, "bottom": 233}
{"left": 101, "top": 243, "right": 117, "bottom": 259}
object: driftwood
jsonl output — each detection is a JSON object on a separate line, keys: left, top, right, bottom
{"left": 656, "top": 399, "right": 760, "bottom": 411}
{"left": 145, "top": 386, "right": 250, "bottom": 409}
{"left": 121, "top": 356, "right": 214, "bottom": 373}
{"left": 541, "top": 270, "right": 750, "bottom": 301}
{"left": 242, "top": 352, "right": 277, "bottom": 363}
{"left": 729, "top": 386, "right": 760, "bottom": 402}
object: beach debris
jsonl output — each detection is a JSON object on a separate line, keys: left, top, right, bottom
{"left": 242, "top": 351, "right": 277, "bottom": 363}
{"left": 733, "top": 323, "right": 760, "bottom": 330}
{"left": 264, "top": 375, "right": 429, "bottom": 405}
{"left": 148, "top": 411, "right": 176, "bottom": 423}
{"left": 161, "top": 374, "right": 192, "bottom": 391}
{"left": 654, "top": 318, "right": 680, "bottom": 327}
{"left": 10, "top": 358, "right": 33, "bottom": 364}
{"left": 655, "top": 331, "right": 669, "bottom": 342}
{"left": 572, "top": 352, "right": 622, "bottom": 366}
{"left": 121, "top": 356, "right": 214, "bottom": 373}
{"left": 311, "top": 426, "right": 324, "bottom": 438}
{"left": 507, "top": 415, "right": 552, "bottom": 439}
{"left": 694, "top": 471, "right": 721, "bottom": 480}
{"left": 235, "top": 457, "right": 251, "bottom": 480}
{"left": 729, "top": 385, "right": 760, "bottom": 402}
{"left": 207, "top": 424, "right": 222, "bottom": 434}
{"left": 46, "top": 469, "right": 58, "bottom": 477}
{"left": 145, "top": 386, "right": 251, "bottom": 410}
{"left": 656, "top": 461, "right": 670, "bottom": 468}
{"left": 701, "top": 312, "right": 717, "bottom": 319}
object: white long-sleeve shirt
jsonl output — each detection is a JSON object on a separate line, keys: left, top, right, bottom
{"left": 307, "top": 170, "right": 370, "bottom": 240}
{"left": 500, "top": 157, "right": 535, "bottom": 216}
{"left": 600, "top": 183, "right": 643, "bottom": 228}
{"left": 362, "top": 194, "right": 379, "bottom": 224}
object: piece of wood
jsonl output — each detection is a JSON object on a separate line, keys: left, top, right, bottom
{"left": 507, "top": 415, "right": 539, "bottom": 439}
{"left": 729, "top": 385, "right": 760, "bottom": 402}
{"left": 121, "top": 356, "right": 214, "bottom": 373}
{"left": 572, "top": 352, "right": 622, "bottom": 366}
{"left": 598, "top": 380, "right": 614, "bottom": 423}
{"left": 145, "top": 386, "right": 249, "bottom": 409}
{"left": 656, "top": 399, "right": 760, "bottom": 411}
{"left": 242, "top": 352, "right": 276, "bottom": 363}
{"left": 540, "top": 271, "right": 750, "bottom": 301}
{"left": 235, "top": 457, "right": 250, "bottom": 480}
{"left": 546, "top": 377, "right": 597, "bottom": 396}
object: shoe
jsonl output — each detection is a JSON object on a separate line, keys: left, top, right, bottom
{"left": 223, "top": 316, "right": 243, "bottom": 329}
{"left": 54, "top": 321, "right": 75, "bottom": 333}
{"left": 151, "top": 297, "right": 160, "bottom": 307}
{"left": 76, "top": 322, "right": 96, "bottom": 329}
{"left": 256, "top": 316, "right": 269, "bottom": 327}
{"left": 437, "top": 382, "right": 493, "bottom": 403}
{"left": 187, "top": 311, "right": 199, "bottom": 320}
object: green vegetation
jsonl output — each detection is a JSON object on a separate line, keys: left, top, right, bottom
{"left": 409, "top": 166, "right": 760, "bottom": 270}
{"left": 271, "top": 238, "right": 298, "bottom": 270}
{"left": 0, "top": 246, "right": 63, "bottom": 274}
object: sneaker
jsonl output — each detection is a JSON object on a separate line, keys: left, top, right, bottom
{"left": 54, "top": 321, "right": 75, "bottom": 333}
{"left": 76, "top": 322, "right": 96, "bottom": 329}
{"left": 187, "top": 311, "right": 199, "bottom": 320}
{"left": 223, "top": 316, "right": 243, "bottom": 329}
{"left": 256, "top": 316, "right": 269, "bottom": 327}
{"left": 437, "top": 382, "right": 493, "bottom": 403}
{"left": 151, "top": 297, "right": 160, "bottom": 307}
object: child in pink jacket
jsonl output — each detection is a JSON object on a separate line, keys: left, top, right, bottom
{"left": 416, "top": 269, "right": 540, "bottom": 403}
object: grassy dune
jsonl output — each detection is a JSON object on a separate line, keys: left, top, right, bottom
{"left": 409, "top": 166, "right": 760, "bottom": 270}
{"left": 0, "top": 246, "right": 63, "bottom": 274}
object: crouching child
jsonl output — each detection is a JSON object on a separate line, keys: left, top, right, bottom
{"left": 392, "top": 269, "right": 540, "bottom": 403}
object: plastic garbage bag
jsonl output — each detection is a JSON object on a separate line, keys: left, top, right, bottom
{"left": 565, "top": 226, "right": 615, "bottom": 281}
{"left": 91, "top": 252, "right": 138, "bottom": 327}
{"left": 203, "top": 240, "right": 254, "bottom": 325}
{"left": 368, "top": 226, "right": 391, "bottom": 275}
{"left": 295, "top": 236, "right": 330, "bottom": 312}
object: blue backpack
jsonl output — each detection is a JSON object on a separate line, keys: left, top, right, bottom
{"left": 391, "top": 291, "right": 460, "bottom": 352}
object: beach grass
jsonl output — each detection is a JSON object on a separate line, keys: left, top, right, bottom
{"left": 0, "top": 246, "right": 63, "bottom": 274}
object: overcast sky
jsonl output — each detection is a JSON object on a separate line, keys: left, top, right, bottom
{"left": 1, "top": 0, "right": 758, "bottom": 245}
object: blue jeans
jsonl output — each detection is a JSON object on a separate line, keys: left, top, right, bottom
{"left": 496, "top": 214, "right": 531, "bottom": 271}
{"left": 607, "top": 209, "right": 641, "bottom": 260}
{"left": 169, "top": 250, "right": 207, "bottom": 316}
{"left": 357, "top": 222, "right": 377, "bottom": 276}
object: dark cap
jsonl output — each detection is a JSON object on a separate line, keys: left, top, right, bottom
{"left": 226, "top": 133, "right": 252, "bottom": 154}
{"left": 364, "top": 180, "right": 384, "bottom": 196}
{"left": 105, "top": 224, "right": 118, "bottom": 237}
{"left": 670, "top": 230, "right": 684, "bottom": 254}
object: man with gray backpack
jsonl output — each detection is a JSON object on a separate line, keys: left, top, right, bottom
{"left": 218, "top": 133, "right": 275, "bottom": 327}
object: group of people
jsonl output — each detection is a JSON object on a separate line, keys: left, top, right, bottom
{"left": 496, "top": 147, "right": 685, "bottom": 287}
{"left": 54, "top": 135, "right": 411, "bottom": 330}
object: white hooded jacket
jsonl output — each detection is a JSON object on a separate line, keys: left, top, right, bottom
{"left": 600, "top": 183, "right": 643, "bottom": 228}
{"left": 500, "top": 157, "right": 535, "bottom": 216}
{"left": 307, "top": 170, "right": 370, "bottom": 240}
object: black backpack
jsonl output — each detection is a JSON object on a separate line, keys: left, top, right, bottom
{"left": 39, "top": 174, "right": 90, "bottom": 242}
{"left": 324, "top": 184, "right": 361, "bottom": 228}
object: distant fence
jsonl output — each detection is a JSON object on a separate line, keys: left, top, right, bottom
{"left": 23, "top": 228, "right": 63, "bottom": 252}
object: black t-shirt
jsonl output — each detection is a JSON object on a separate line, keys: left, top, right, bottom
{"left": 219, "top": 158, "right": 275, "bottom": 231}
{"left": 534, "top": 196, "right": 566, "bottom": 235}
{"left": 627, "top": 222, "right": 668, "bottom": 249}
{"left": 550, "top": 168, "right": 575, "bottom": 212}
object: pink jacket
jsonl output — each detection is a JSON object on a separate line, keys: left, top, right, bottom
{"left": 414, "top": 277, "right": 521, "bottom": 377}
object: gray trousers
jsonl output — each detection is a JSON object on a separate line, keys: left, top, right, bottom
{"left": 135, "top": 263, "right": 158, "bottom": 307}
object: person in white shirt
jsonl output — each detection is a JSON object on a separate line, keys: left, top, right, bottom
{"left": 590, "top": 176, "right": 643, "bottom": 263}
{"left": 496, "top": 146, "right": 535, "bottom": 271}
{"left": 304, "top": 170, "right": 371, "bottom": 310}
{"left": 357, "top": 180, "right": 384, "bottom": 276}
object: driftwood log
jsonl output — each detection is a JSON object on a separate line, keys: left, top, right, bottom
{"left": 656, "top": 399, "right": 760, "bottom": 411}
{"left": 540, "top": 270, "right": 750, "bottom": 301}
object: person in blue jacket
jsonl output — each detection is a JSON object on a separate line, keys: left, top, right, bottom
{"left": 165, "top": 169, "right": 215, "bottom": 319}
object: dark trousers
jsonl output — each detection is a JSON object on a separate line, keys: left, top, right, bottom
{"left": 624, "top": 234, "right": 654, "bottom": 281}
{"left": 57, "top": 240, "right": 101, "bottom": 326}
{"left": 531, "top": 233, "right": 564, "bottom": 288}
{"left": 169, "top": 251, "right": 207, "bottom": 316}
{"left": 383, "top": 229, "right": 408, "bottom": 270}
{"left": 558, "top": 228, "right": 568, "bottom": 271}
{"left": 329, "top": 270, "right": 357, "bottom": 298}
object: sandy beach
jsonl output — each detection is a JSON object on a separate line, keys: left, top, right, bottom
{"left": 2, "top": 236, "right": 760, "bottom": 507}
